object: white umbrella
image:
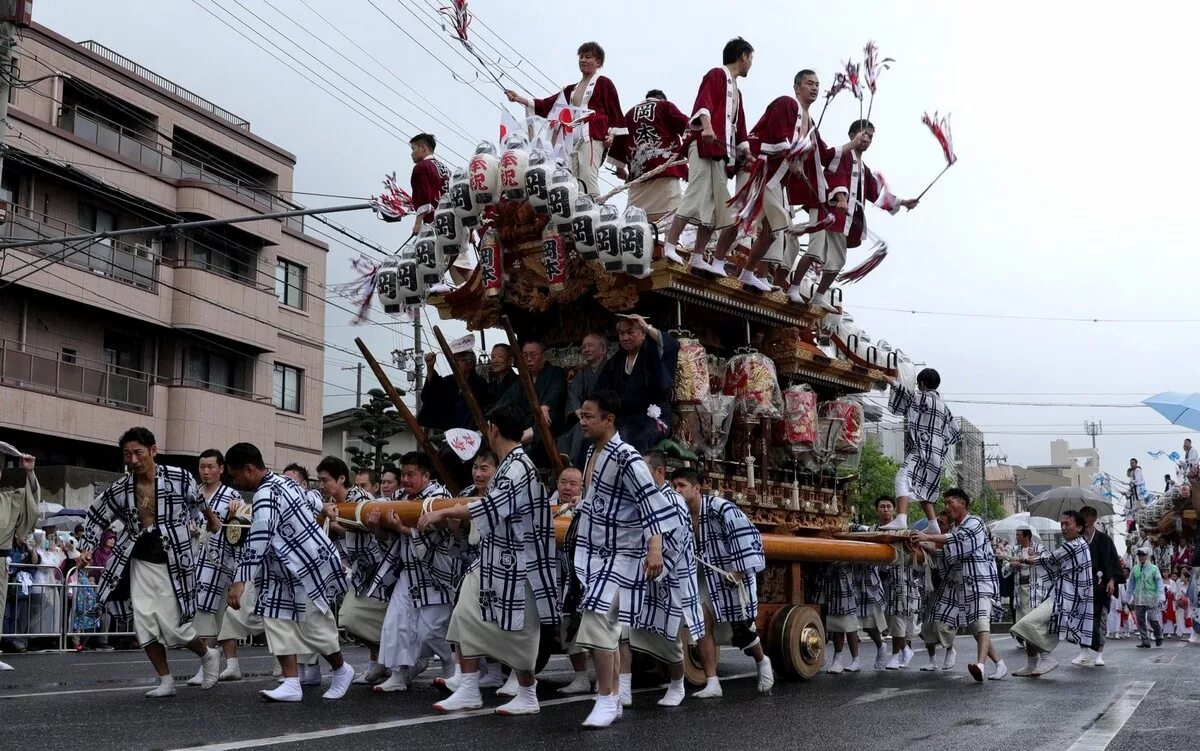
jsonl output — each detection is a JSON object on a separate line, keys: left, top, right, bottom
{"left": 990, "top": 512, "right": 1061, "bottom": 536}
{"left": 1026, "top": 486, "right": 1115, "bottom": 518}
{"left": 37, "top": 501, "right": 64, "bottom": 516}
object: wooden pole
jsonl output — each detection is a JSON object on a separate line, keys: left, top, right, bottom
{"left": 915, "top": 163, "right": 953, "bottom": 201}
{"left": 331, "top": 501, "right": 899, "bottom": 564}
{"left": 353, "top": 337, "right": 461, "bottom": 495}
{"left": 501, "top": 316, "right": 566, "bottom": 475}
{"left": 432, "top": 325, "right": 489, "bottom": 435}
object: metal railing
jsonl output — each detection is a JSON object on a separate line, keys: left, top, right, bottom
{"left": 2, "top": 202, "right": 158, "bottom": 291}
{"left": 0, "top": 338, "right": 152, "bottom": 412}
{"left": 4, "top": 563, "right": 135, "bottom": 651}
{"left": 55, "top": 104, "right": 304, "bottom": 233}
{"left": 78, "top": 40, "right": 251, "bottom": 130}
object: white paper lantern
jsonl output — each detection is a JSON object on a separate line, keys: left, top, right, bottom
{"left": 524, "top": 150, "right": 553, "bottom": 214}
{"left": 546, "top": 166, "right": 578, "bottom": 232}
{"left": 619, "top": 206, "right": 655, "bottom": 278}
{"left": 413, "top": 227, "right": 442, "bottom": 288}
{"left": 498, "top": 134, "right": 531, "bottom": 201}
{"left": 570, "top": 195, "right": 602, "bottom": 260}
{"left": 432, "top": 194, "right": 466, "bottom": 261}
{"left": 467, "top": 142, "right": 500, "bottom": 208}
{"left": 375, "top": 255, "right": 402, "bottom": 315}
{"left": 595, "top": 203, "right": 623, "bottom": 273}
{"left": 448, "top": 168, "right": 481, "bottom": 228}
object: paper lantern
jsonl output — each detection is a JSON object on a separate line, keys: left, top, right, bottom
{"left": 541, "top": 224, "right": 568, "bottom": 293}
{"left": 395, "top": 249, "right": 424, "bottom": 308}
{"left": 619, "top": 206, "right": 654, "bottom": 278}
{"left": 432, "top": 195, "right": 466, "bottom": 262}
{"left": 546, "top": 166, "right": 578, "bottom": 232}
{"left": 498, "top": 135, "right": 530, "bottom": 200}
{"left": 595, "top": 203, "right": 623, "bottom": 272}
{"left": 525, "top": 150, "right": 553, "bottom": 214}
{"left": 413, "top": 227, "right": 441, "bottom": 288}
{"left": 467, "top": 142, "right": 500, "bottom": 208}
{"left": 449, "top": 168, "right": 481, "bottom": 229}
{"left": 570, "top": 195, "right": 601, "bottom": 260}
{"left": 375, "top": 255, "right": 402, "bottom": 315}
{"left": 478, "top": 228, "right": 503, "bottom": 298}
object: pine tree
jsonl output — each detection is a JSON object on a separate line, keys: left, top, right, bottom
{"left": 344, "top": 388, "right": 405, "bottom": 473}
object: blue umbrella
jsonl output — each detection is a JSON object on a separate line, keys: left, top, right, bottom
{"left": 1143, "top": 391, "right": 1200, "bottom": 431}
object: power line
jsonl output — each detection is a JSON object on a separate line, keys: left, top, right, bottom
{"left": 853, "top": 303, "right": 1200, "bottom": 324}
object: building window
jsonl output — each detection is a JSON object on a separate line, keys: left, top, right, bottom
{"left": 274, "top": 259, "right": 305, "bottom": 309}
{"left": 273, "top": 363, "right": 302, "bottom": 413}
{"left": 182, "top": 346, "right": 250, "bottom": 396}
{"left": 61, "top": 347, "right": 77, "bottom": 365}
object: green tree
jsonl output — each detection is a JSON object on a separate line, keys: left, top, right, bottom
{"left": 344, "top": 388, "right": 406, "bottom": 473}
{"left": 847, "top": 438, "right": 900, "bottom": 524}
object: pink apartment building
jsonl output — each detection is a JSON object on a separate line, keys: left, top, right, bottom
{"left": 0, "top": 21, "right": 327, "bottom": 473}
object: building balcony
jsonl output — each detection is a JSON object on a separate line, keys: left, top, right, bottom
{"left": 168, "top": 266, "right": 277, "bottom": 352}
{"left": 0, "top": 337, "right": 151, "bottom": 413}
{"left": 2, "top": 205, "right": 158, "bottom": 291}
{"left": 56, "top": 104, "right": 304, "bottom": 232}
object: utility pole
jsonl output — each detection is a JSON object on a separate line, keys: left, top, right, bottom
{"left": 412, "top": 317, "right": 424, "bottom": 414}
{"left": 1084, "top": 419, "right": 1102, "bottom": 451}
{"left": 340, "top": 363, "right": 363, "bottom": 405}
{"left": 0, "top": 2, "right": 22, "bottom": 185}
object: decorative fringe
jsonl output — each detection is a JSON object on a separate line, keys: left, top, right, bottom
{"left": 785, "top": 209, "right": 835, "bottom": 237}
{"left": 370, "top": 172, "right": 414, "bottom": 222}
{"left": 838, "top": 239, "right": 888, "bottom": 283}
{"left": 921, "top": 111, "right": 957, "bottom": 165}
{"left": 342, "top": 256, "right": 383, "bottom": 324}
{"left": 863, "top": 41, "right": 894, "bottom": 95}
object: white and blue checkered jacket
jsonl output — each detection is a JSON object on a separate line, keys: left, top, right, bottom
{"left": 574, "top": 435, "right": 683, "bottom": 624}
{"left": 466, "top": 448, "right": 559, "bottom": 630}
{"left": 366, "top": 481, "right": 458, "bottom": 607}
{"left": 929, "top": 514, "right": 1001, "bottom": 628}
{"left": 82, "top": 465, "right": 204, "bottom": 624}
{"left": 337, "top": 486, "right": 388, "bottom": 600}
{"left": 889, "top": 383, "right": 960, "bottom": 502}
{"left": 696, "top": 494, "right": 765, "bottom": 623}
{"left": 632, "top": 483, "right": 704, "bottom": 641}
{"left": 234, "top": 472, "right": 346, "bottom": 621}
{"left": 1003, "top": 541, "right": 1050, "bottom": 612}
{"left": 1041, "top": 536, "right": 1094, "bottom": 645}
{"left": 194, "top": 484, "right": 246, "bottom": 614}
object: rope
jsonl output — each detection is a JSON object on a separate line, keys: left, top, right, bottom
{"left": 597, "top": 156, "right": 687, "bottom": 204}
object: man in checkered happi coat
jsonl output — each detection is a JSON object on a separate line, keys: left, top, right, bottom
{"left": 884, "top": 367, "right": 960, "bottom": 531}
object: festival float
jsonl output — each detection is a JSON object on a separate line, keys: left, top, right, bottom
{"left": 343, "top": 31, "right": 958, "bottom": 682}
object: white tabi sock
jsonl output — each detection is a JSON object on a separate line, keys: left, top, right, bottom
{"left": 664, "top": 241, "right": 677, "bottom": 255}
{"left": 618, "top": 673, "right": 633, "bottom": 706}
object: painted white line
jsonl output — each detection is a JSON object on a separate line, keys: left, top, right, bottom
{"left": 1064, "top": 681, "right": 1154, "bottom": 751}
{"left": 165, "top": 672, "right": 759, "bottom": 751}
{"left": 0, "top": 677, "right": 278, "bottom": 700}
{"left": 64, "top": 656, "right": 278, "bottom": 668}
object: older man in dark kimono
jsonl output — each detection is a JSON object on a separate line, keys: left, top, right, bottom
{"left": 596, "top": 314, "right": 679, "bottom": 453}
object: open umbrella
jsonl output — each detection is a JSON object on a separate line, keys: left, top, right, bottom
{"left": 37, "top": 509, "right": 88, "bottom": 529}
{"left": 36, "top": 501, "right": 64, "bottom": 516}
{"left": 989, "top": 512, "right": 1060, "bottom": 537}
{"left": 1026, "top": 486, "right": 1114, "bottom": 519}
{"left": 1143, "top": 391, "right": 1200, "bottom": 431}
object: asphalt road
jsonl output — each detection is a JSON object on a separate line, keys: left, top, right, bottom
{"left": 2, "top": 634, "right": 1197, "bottom": 750}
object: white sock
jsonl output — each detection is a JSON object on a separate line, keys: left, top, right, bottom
{"left": 664, "top": 241, "right": 677, "bottom": 254}
{"left": 282, "top": 677, "right": 300, "bottom": 691}
{"left": 705, "top": 676, "right": 719, "bottom": 690}
{"left": 226, "top": 658, "right": 239, "bottom": 672}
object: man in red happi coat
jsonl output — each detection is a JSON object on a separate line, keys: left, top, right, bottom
{"left": 409, "top": 133, "right": 451, "bottom": 237}
{"left": 662, "top": 37, "right": 753, "bottom": 270}
{"left": 609, "top": 90, "right": 689, "bottom": 222}
{"left": 506, "top": 42, "right": 626, "bottom": 196}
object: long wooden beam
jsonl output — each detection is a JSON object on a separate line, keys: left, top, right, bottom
{"left": 353, "top": 337, "right": 461, "bottom": 495}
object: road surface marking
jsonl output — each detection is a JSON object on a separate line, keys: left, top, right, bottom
{"left": 165, "top": 672, "right": 759, "bottom": 751}
{"left": 847, "top": 687, "right": 933, "bottom": 706}
{"left": 0, "top": 676, "right": 278, "bottom": 700}
{"left": 1064, "top": 681, "right": 1154, "bottom": 751}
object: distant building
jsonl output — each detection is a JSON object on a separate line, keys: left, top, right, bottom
{"left": 1048, "top": 439, "right": 1100, "bottom": 488}
{"left": 322, "top": 408, "right": 416, "bottom": 467}
{"left": 1, "top": 22, "right": 330, "bottom": 471}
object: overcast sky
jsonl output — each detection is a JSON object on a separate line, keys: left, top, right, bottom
{"left": 34, "top": 0, "right": 1197, "bottom": 490}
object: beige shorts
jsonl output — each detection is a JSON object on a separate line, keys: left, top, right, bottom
{"left": 921, "top": 619, "right": 956, "bottom": 648}
{"left": 130, "top": 559, "right": 198, "bottom": 648}
{"left": 218, "top": 580, "right": 264, "bottom": 641}
{"left": 622, "top": 625, "right": 685, "bottom": 665}
{"left": 825, "top": 612, "right": 860, "bottom": 634}
{"left": 802, "top": 209, "right": 848, "bottom": 272}
{"left": 1009, "top": 597, "right": 1058, "bottom": 654}
{"left": 263, "top": 606, "right": 341, "bottom": 658}
{"left": 576, "top": 597, "right": 622, "bottom": 653}
{"left": 570, "top": 138, "right": 605, "bottom": 196}
{"left": 676, "top": 142, "right": 733, "bottom": 230}
{"left": 760, "top": 181, "right": 790, "bottom": 234}
{"left": 338, "top": 591, "right": 388, "bottom": 644}
{"left": 887, "top": 613, "right": 915, "bottom": 639}
{"left": 628, "top": 177, "right": 682, "bottom": 220}
{"left": 448, "top": 569, "right": 542, "bottom": 672}
{"left": 193, "top": 599, "right": 227, "bottom": 639}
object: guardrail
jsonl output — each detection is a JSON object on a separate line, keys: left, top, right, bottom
{"left": 3, "top": 563, "right": 135, "bottom": 651}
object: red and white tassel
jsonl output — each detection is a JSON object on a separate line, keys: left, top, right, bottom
{"left": 370, "top": 173, "right": 414, "bottom": 222}
{"left": 838, "top": 239, "right": 888, "bottom": 283}
{"left": 921, "top": 111, "right": 957, "bottom": 165}
{"left": 863, "top": 41, "right": 894, "bottom": 95}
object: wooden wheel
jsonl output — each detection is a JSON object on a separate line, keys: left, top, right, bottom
{"left": 768, "top": 604, "right": 825, "bottom": 680}
{"left": 680, "top": 630, "right": 708, "bottom": 687}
